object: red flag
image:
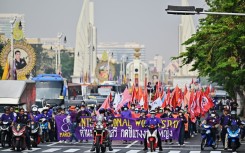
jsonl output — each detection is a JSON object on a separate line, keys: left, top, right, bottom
{"left": 194, "top": 90, "right": 202, "bottom": 116}
{"left": 204, "top": 85, "right": 210, "bottom": 95}
{"left": 170, "top": 86, "right": 180, "bottom": 108}
{"left": 143, "top": 88, "right": 148, "bottom": 110}
{"left": 188, "top": 91, "right": 196, "bottom": 118}
{"left": 201, "top": 92, "right": 214, "bottom": 115}
{"left": 116, "top": 88, "right": 132, "bottom": 111}
{"left": 137, "top": 87, "right": 143, "bottom": 101}
{"left": 100, "top": 95, "right": 110, "bottom": 110}
{"left": 162, "top": 88, "right": 170, "bottom": 108}
{"left": 184, "top": 85, "right": 188, "bottom": 96}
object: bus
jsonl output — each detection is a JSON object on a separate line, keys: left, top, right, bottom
{"left": 32, "top": 74, "right": 66, "bottom": 108}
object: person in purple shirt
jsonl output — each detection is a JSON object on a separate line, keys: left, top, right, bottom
{"left": 68, "top": 106, "right": 78, "bottom": 144}
{"left": 12, "top": 108, "right": 32, "bottom": 150}
{"left": 0, "top": 106, "right": 13, "bottom": 146}
{"left": 203, "top": 110, "right": 220, "bottom": 145}
{"left": 143, "top": 110, "right": 163, "bottom": 151}
{"left": 46, "top": 104, "right": 53, "bottom": 118}
{"left": 29, "top": 105, "right": 41, "bottom": 122}
{"left": 40, "top": 107, "right": 51, "bottom": 121}
{"left": 220, "top": 108, "right": 230, "bottom": 147}
{"left": 121, "top": 106, "right": 132, "bottom": 119}
{"left": 0, "top": 106, "right": 14, "bottom": 122}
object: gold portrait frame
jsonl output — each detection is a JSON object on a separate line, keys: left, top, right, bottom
{"left": 0, "top": 41, "right": 36, "bottom": 77}
{"left": 95, "top": 61, "right": 116, "bottom": 82}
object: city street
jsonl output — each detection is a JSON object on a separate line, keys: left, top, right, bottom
{"left": 1, "top": 134, "right": 245, "bottom": 153}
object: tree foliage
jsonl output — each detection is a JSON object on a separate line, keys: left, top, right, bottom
{"left": 173, "top": 0, "right": 245, "bottom": 115}
{"left": 60, "top": 51, "right": 74, "bottom": 81}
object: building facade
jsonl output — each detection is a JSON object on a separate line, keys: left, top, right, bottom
{"left": 97, "top": 42, "right": 146, "bottom": 62}
{"left": 72, "top": 0, "right": 97, "bottom": 83}
{"left": 0, "top": 14, "right": 25, "bottom": 39}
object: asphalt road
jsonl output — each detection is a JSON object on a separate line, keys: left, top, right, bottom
{"left": 1, "top": 134, "right": 245, "bottom": 153}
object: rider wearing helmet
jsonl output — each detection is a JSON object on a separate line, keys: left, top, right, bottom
{"left": 227, "top": 111, "right": 241, "bottom": 126}
{"left": 30, "top": 105, "right": 41, "bottom": 122}
{"left": 220, "top": 108, "right": 230, "bottom": 147}
{"left": 143, "top": 110, "right": 163, "bottom": 151}
{"left": 203, "top": 110, "right": 220, "bottom": 145}
{"left": 90, "top": 108, "right": 113, "bottom": 151}
{"left": 12, "top": 108, "right": 32, "bottom": 150}
{"left": 0, "top": 106, "right": 14, "bottom": 146}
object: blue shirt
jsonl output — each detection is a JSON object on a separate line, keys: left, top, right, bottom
{"left": 145, "top": 117, "right": 162, "bottom": 127}
{"left": 0, "top": 114, "right": 13, "bottom": 122}
{"left": 121, "top": 110, "right": 132, "bottom": 119}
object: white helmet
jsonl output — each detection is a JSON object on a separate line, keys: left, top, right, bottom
{"left": 42, "top": 107, "right": 49, "bottom": 111}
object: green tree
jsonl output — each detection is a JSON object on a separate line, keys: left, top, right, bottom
{"left": 61, "top": 51, "right": 74, "bottom": 80}
{"left": 173, "top": 0, "right": 245, "bottom": 116}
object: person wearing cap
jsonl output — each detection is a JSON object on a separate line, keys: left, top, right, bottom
{"left": 40, "top": 107, "right": 51, "bottom": 121}
{"left": 220, "top": 108, "right": 230, "bottom": 147}
{"left": 177, "top": 109, "right": 187, "bottom": 146}
{"left": 160, "top": 107, "right": 174, "bottom": 144}
{"left": 143, "top": 110, "right": 163, "bottom": 151}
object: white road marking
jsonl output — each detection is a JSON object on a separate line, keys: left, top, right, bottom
{"left": 63, "top": 149, "right": 80, "bottom": 152}
{"left": 1, "top": 148, "right": 12, "bottom": 152}
{"left": 22, "top": 148, "right": 41, "bottom": 152}
{"left": 125, "top": 150, "right": 141, "bottom": 153}
{"left": 189, "top": 151, "right": 201, "bottom": 153}
{"left": 47, "top": 142, "right": 59, "bottom": 146}
{"left": 42, "top": 148, "right": 61, "bottom": 152}
{"left": 125, "top": 141, "right": 138, "bottom": 148}
{"left": 210, "top": 151, "right": 221, "bottom": 153}
{"left": 168, "top": 151, "right": 181, "bottom": 153}
{"left": 84, "top": 149, "right": 120, "bottom": 153}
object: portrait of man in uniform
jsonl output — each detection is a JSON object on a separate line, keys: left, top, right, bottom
{"left": 15, "top": 50, "right": 27, "bottom": 70}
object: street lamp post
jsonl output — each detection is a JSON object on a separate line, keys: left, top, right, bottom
{"left": 166, "top": 5, "right": 245, "bottom": 16}
{"left": 10, "top": 16, "right": 17, "bottom": 80}
{"left": 10, "top": 17, "right": 21, "bottom": 80}
{"left": 57, "top": 33, "right": 63, "bottom": 74}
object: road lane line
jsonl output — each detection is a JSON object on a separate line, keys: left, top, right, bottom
{"left": 47, "top": 142, "right": 59, "bottom": 146}
{"left": 42, "top": 148, "right": 61, "bottom": 152}
{"left": 168, "top": 151, "right": 180, "bottom": 153}
{"left": 125, "top": 140, "right": 138, "bottom": 148}
{"left": 189, "top": 151, "right": 201, "bottom": 153}
{"left": 210, "top": 151, "right": 221, "bottom": 153}
{"left": 63, "top": 149, "right": 80, "bottom": 152}
{"left": 126, "top": 150, "right": 141, "bottom": 153}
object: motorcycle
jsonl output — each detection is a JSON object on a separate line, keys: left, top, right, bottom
{"left": 146, "top": 124, "right": 158, "bottom": 152}
{"left": 241, "top": 121, "right": 245, "bottom": 140}
{"left": 30, "top": 121, "right": 40, "bottom": 147}
{"left": 201, "top": 124, "right": 218, "bottom": 150}
{"left": 39, "top": 118, "right": 49, "bottom": 143}
{"left": 225, "top": 125, "right": 241, "bottom": 152}
{"left": 12, "top": 123, "right": 26, "bottom": 151}
{"left": 92, "top": 115, "right": 108, "bottom": 153}
{"left": 0, "top": 121, "right": 12, "bottom": 147}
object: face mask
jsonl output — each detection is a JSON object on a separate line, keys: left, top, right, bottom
{"left": 179, "top": 113, "right": 182, "bottom": 116}
{"left": 81, "top": 108, "right": 85, "bottom": 111}
{"left": 124, "top": 108, "right": 128, "bottom": 111}
{"left": 211, "top": 114, "right": 215, "bottom": 117}
{"left": 131, "top": 107, "right": 135, "bottom": 110}
{"left": 151, "top": 114, "right": 155, "bottom": 118}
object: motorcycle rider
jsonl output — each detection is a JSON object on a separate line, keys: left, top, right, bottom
{"left": 224, "top": 110, "right": 242, "bottom": 150}
{"left": 12, "top": 108, "right": 32, "bottom": 150}
{"left": 0, "top": 106, "right": 14, "bottom": 146}
{"left": 90, "top": 108, "right": 113, "bottom": 151}
{"left": 220, "top": 108, "right": 230, "bottom": 147}
{"left": 143, "top": 110, "right": 163, "bottom": 151}
{"left": 203, "top": 110, "right": 220, "bottom": 145}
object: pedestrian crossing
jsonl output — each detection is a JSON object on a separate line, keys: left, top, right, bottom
{"left": 0, "top": 148, "right": 226, "bottom": 153}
